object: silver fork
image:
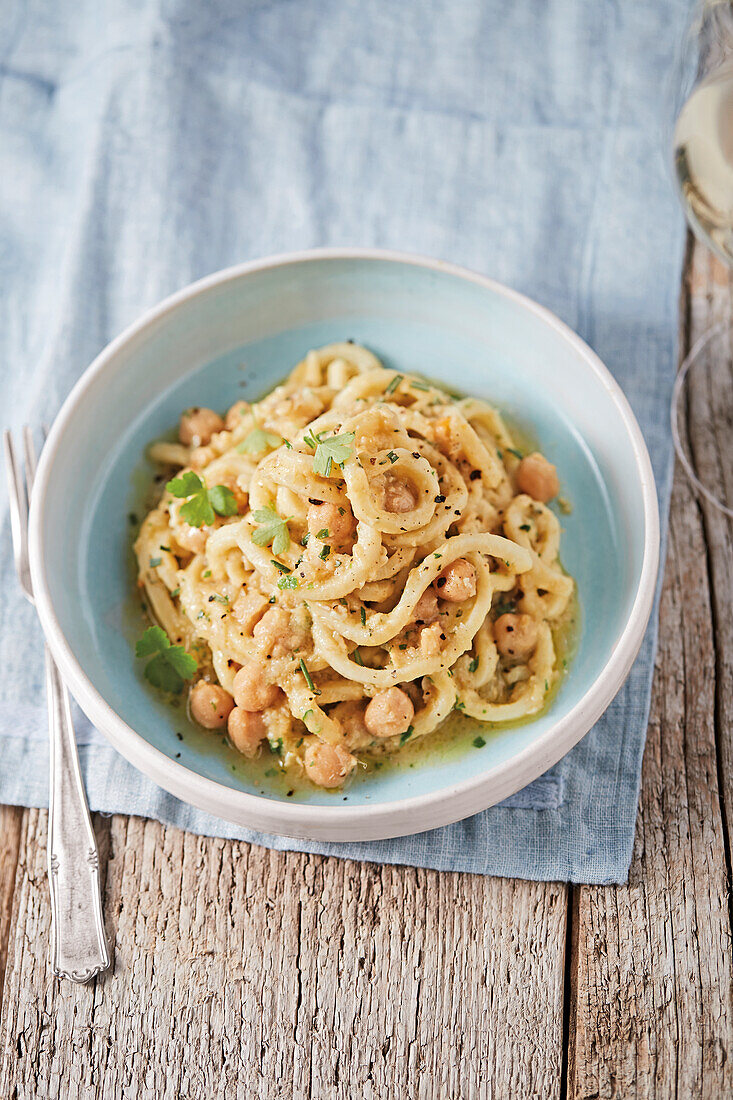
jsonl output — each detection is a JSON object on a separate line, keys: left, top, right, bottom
{"left": 4, "top": 427, "right": 110, "bottom": 983}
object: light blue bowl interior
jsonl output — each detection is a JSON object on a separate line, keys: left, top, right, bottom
{"left": 41, "top": 257, "right": 644, "bottom": 807}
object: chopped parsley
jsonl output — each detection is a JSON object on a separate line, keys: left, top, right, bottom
{"left": 319, "top": 544, "right": 331, "bottom": 560}
{"left": 149, "top": 556, "right": 162, "bottom": 568}
{"left": 399, "top": 725, "right": 414, "bottom": 745}
{"left": 316, "top": 528, "right": 329, "bottom": 539}
{"left": 507, "top": 447, "right": 523, "bottom": 460}
{"left": 473, "top": 736, "right": 486, "bottom": 748}
{"left": 454, "top": 700, "right": 466, "bottom": 712}
{"left": 519, "top": 523, "right": 531, "bottom": 531}
{"left": 468, "top": 656, "right": 479, "bottom": 673}
{"left": 252, "top": 505, "right": 291, "bottom": 555}
{"left": 385, "top": 374, "right": 403, "bottom": 395}
{"left": 278, "top": 575, "right": 299, "bottom": 590}
{"left": 386, "top": 451, "right": 398, "bottom": 464}
{"left": 360, "top": 607, "right": 366, "bottom": 627}
{"left": 299, "top": 659, "right": 321, "bottom": 695}
{"left": 167, "top": 471, "right": 238, "bottom": 527}
{"left": 352, "top": 648, "right": 364, "bottom": 666}
{"left": 271, "top": 559, "right": 291, "bottom": 574}
{"left": 135, "top": 626, "right": 197, "bottom": 694}
{"left": 237, "top": 425, "right": 282, "bottom": 454}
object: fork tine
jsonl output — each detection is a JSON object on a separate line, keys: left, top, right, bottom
{"left": 23, "top": 425, "right": 38, "bottom": 495}
{"left": 3, "top": 430, "right": 32, "bottom": 600}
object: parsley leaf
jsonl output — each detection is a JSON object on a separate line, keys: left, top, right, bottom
{"left": 468, "top": 656, "right": 479, "bottom": 673}
{"left": 135, "top": 626, "right": 197, "bottom": 694}
{"left": 237, "top": 425, "right": 282, "bottom": 454}
{"left": 310, "top": 431, "right": 356, "bottom": 478}
{"left": 252, "top": 506, "right": 291, "bottom": 555}
{"left": 473, "top": 736, "right": 487, "bottom": 748}
{"left": 399, "top": 725, "right": 414, "bottom": 745}
{"left": 167, "top": 472, "right": 238, "bottom": 527}
{"left": 207, "top": 485, "right": 238, "bottom": 516}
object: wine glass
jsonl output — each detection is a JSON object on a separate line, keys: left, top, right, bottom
{"left": 668, "top": 0, "right": 733, "bottom": 517}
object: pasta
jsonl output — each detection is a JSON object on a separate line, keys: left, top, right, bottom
{"left": 134, "top": 342, "right": 575, "bottom": 789}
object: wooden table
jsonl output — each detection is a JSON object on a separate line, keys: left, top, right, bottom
{"left": 0, "top": 240, "right": 731, "bottom": 1099}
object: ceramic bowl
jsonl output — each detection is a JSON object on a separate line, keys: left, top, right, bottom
{"left": 28, "top": 250, "right": 659, "bottom": 841}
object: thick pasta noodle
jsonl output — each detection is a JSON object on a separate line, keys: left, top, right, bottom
{"left": 134, "top": 343, "right": 575, "bottom": 789}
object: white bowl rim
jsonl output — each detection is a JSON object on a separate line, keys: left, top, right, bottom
{"left": 28, "top": 247, "right": 659, "bottom": 841}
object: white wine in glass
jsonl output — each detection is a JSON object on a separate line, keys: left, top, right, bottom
{"left": 674, "top": 62, "right": 733, "bottom": 264}
{"left": 668, "top": 0, "right": 733, "bottom": 517}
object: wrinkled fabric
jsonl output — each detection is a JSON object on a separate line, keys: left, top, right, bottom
{"left": 0, "top": 0, "right": 689, "bottom": 882}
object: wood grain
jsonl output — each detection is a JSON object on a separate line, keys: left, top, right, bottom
{"left": 0, "top": 812, "right": 568, "bottom": 1099}
{"left": 567, "top": 241, "right": 733, "bottom": 1098}
{"left": 0, "top": 805, "right": 24, "bottom": 1000}
{"left": 0, "top": 238, "right": 731, "bottom": 1099}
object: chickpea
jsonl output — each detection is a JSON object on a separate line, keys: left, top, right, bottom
{"left": 307, "top": 501, "right": 356, "bottom": 550}
{"left": 304, "top": 741, "right": 357, "bottom": 788}
{"left": 232, "top": 661, "right": 282, "bottom": 711}
{"left": 225, "top": 400, "right": 250, "bottom": 431}
{"left": 493, "top": 613, "right": 538, "bottom": 659}
{"left": 253, "top": 607, "right": 291, "bottom": 658}
{"left": 179, "top": 407, "right": 225, "bottom": 447}
{"left": 232, "top": 590, "right": 268, "bottom": 631}
{"left": 189, "top": 681, "right": 235, "bottom": 730}
{"left": 227, "top": 707, "right": 267, "bottom": 757}
{"left": 174, "top": 522, "right": 213, "bottom": 555}
{"left": 384, "top": 476, "right": 417, "bottom": 514}
{"left": 413, "top": 588, "right": 439, "bottom": 624}
{"left": 364, "top": 687, "right": 415, "bottom": 740}
{"left": 433, "top": 559, "right": 477, "bottom": 602}
{"left": 516, "top": 452, "right": 559, "bottom": 503}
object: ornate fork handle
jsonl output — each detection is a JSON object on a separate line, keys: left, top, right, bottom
{"left": 46, "top": 648, "right": 110, "bottom": 982}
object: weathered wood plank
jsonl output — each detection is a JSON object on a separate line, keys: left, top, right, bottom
{"left": 0, "top": 809, "right": 568, "bottom": 1099}
{"left": 0, "top": 805, "right": 24, "bottom": 1002}
{"left": 685, "top": 249, "right": 733, "bottom": 875}
{"left": 567, "top": 240, "right": 733, "bottom": 1098}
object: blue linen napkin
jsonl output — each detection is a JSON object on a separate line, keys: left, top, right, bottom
{"left": 0, "top": 0, "right": 689, "bottom": 882}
